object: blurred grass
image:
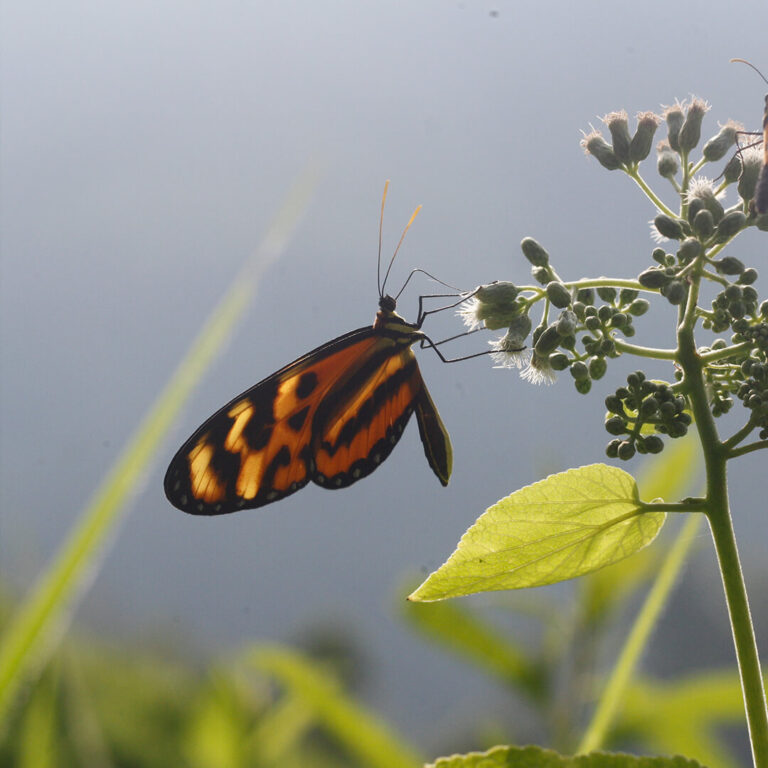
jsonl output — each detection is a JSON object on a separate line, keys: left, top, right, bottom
{"left": 0, "top": 164, "right": 322, "bottom": 725}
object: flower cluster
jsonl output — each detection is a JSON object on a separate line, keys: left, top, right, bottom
{"left": 459, "top": 95, "right": 766, "bottom": 461}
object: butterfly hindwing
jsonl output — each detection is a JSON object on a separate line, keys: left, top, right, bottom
{"left": 313, "top": 345, "right": 434, "bottom": 488}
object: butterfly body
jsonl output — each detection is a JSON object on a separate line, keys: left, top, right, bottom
{"left": 164, "top": 295, "right": 452, "bottom": 515}
{"left": 755, "top": 93, "right": 768, "bottom": 214}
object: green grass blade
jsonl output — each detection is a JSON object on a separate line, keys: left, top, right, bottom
{"left": 0, "top": 164, "right": 321, "bottom": 724}
{"left": 243, "top": 646, "right": 423, "bottom": 768}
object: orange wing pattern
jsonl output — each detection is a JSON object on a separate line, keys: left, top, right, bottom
{"left": 164, "top": 318, "right": 452, "bottom": 515}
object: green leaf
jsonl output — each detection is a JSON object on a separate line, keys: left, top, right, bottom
{"left": 427, "top": 745, "right": 706, "bottom": 768}
{"left": 243, "top": 646, "right": 422, "bottom": 768}
{"left": 410, "top": 465, "right": 665, "bottom": 601}
{"left": 582, "top": 436, "right": 699, "bottom": 622}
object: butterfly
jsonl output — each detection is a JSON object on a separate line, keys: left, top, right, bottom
{"left": 731, "top": 58, "right": 768, "bottom": 214}
{"left": 165, "top": 184, "right": 456, "bottom": 515}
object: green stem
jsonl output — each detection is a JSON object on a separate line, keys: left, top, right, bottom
{"left": 728, "top": 441, "right": 768, "bottom": 459}
{"left": 699, "top": 341, "right": 753, "bottom": 364}
{"left": 613, "top": 339, "right": 677, "bottom": 360}
{"left": 677, "top": 268, "right": 768, "bottom": 766}
{"left": 625, "top": 168, "right": 677, "bottom": 218}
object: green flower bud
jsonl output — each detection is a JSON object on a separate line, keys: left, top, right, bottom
{"left": 644, "top": 435, "right": 664, "bottom": 454}
{"left": 532, "top": 266, "right": 551, "bottom": 285}
{"left": 652, "top": 247, "right": 667, "bottom": 264}
{"left": 585, "top": 315, "right": 601, "bottom": 332}
{"left": 723, "top": 152, "right": 742, "bottom": 184}
{"left": 549, "top": 352, "right": 570, "bottom": 371}
{"left": 475, "top": 281, "right": 520, "bottom": 306}
{"left": 638, "top": 267, "right": 670, "bottom": 289}
{"left": 556, "top": 309, "right": 578, "bottom": 337}
{"left": 597, "top": 286, "right": 617, "bottom": 302}
{"left": 606, "top": 439, "right": 621, "bottom": 458}
{"left": 605, "top": 416, "right": 626, "bottom": 435}
{"left": 656, "top": 141, "right": 679, "bottom": 178}
{"left": 603, "top": 111, "right": 631, "bottom": 164}
{"left": 617, "top": 440, "right": 636, "bottom": 460}
{"left": 629, "top": 112, "right": 660, "bottom": 162}
{"left": 546, "top": 281, "right": 572, "bottom": 308}
{"left": 629, "top": 298, "right": 650, "bottom": 316}
{"left": 639, "top": 397, "right": 659, "bottom": 417}
{"left": 575, "top": 378, "right": 592, "bottom": 395}
{"left": 692, "top": 208, "right": 714, "bottom": 238}
{"left": 714, "top": 210, "right": 747, "bottom": 241}
{"left": 677, "top": 237, "right": 703, "bottom": 264}
{"left": 521, "top": 237, "right": 549, "bottom": 267}
{"left": 654, "top": 214, "right": 684, "bottom": 240}
{"left": 582, "top": 132, "right": 622, "bottom": 170}
{"left": 678, "top": 98, "right": 709, "bottom": 152}
{"left": 702, "top": 121, "right": 739, "bottom": 161}
{"left": 598, "top": 305, "right": 613, "bottom": 322}
{"left": 689, "top": 184, "right": 725, "bottom": 223}
{"left": 534, "top": 324, "right": 562, "bottom": 356}
{"left": 686, "top": 197, "right": 704, "bottom": 225}
{"left": 570, "top": 360, "right": 589, "bottom": 380}
{"left": 619, "top": 288, "right": 639, "bottom": 304}
{"left": 715, "top": 256, "right": 745, "bottom": 276}
{"left": 589, "top": 356, "right": 607, "bottom": 380}
{"left": 662, "top": 280, "right": 687, "bottom": 305}
{"left": 664, "top": 105, "right": 684, "bottom": 151}
{"left": 576, "top": 288, "right": 595, "bottom": 305}
{"left": 738, "top": 268, "right": 758, "bottom": 285}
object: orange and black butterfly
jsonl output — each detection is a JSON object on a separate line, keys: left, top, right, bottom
{"left": 165, "top": 184, "right": 460, "bottom": 515}
{"left": 731, "top": 58, "right": 768, "bottom": 214}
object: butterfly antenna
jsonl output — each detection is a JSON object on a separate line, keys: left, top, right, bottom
{"left": 731, "top": 58, "right": 768, "bottom": 86}
{"left": 394, "top": 268, "right": 466, "bottom": 302}
{"left": 377, "top": 180, "right": 390, "bottom": 297}
{"left": 381, "top": 204, "right": 422, "bottom": 297}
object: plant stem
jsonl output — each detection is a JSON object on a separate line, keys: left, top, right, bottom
{"left": 613, "top": 339, "right": 677, "bottom": 360}
{"left": 677, "top": 269, "right": 768, "bottom": 765}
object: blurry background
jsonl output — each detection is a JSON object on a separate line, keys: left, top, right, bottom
{"left": 2, "top": 0, "right": 767, "bottom": 759}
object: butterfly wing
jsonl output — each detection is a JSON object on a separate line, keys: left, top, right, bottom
{"left": 164, "top": 324, "right": 452, "bottom": 515}
{"left": 164, "top": 328, "right": 383, "bottom": 515}
{"left": 312, "top": 344, "right": 452, "bottom": 488}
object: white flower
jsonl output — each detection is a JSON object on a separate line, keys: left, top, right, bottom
{"left": 520, "top": 352, "right": 557, "bottom": 386}
{"left": 457, "top": 298, "right": 483, "bottom": 330}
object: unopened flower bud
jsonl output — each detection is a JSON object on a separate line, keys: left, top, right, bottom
{"left": 556, "top": 309, "right": 578, "bottom": 337}
{"left": 534, "top": 324, "right": 563, "bottom": 356}
{"left": 714, "top": 256, "right": 745, "bottom": 276}
{"left": 521, "top": 237, "right": 549, "bottom": 267}
{"left": 630, "top": 112, "right": 660, "bottom": 162}
{"left": 532, "top": 266, "right": 551, "bottom": 285}
{"left": 678, "top": 98, "right": 709, "bottom": 152}
{"left": 677, "top": 237, "right": 703, "bottom": 264}
{"left": 475, "top": 281, "right": 519, "bottom": 306}
{"left": 664, "top": 104, "right": 685, "bottom": 151}
{"left": 654, "top": 214, "right": 684, "bottom": 240}
{"left": 657, "top": 141, "right": 679, "bottom": 178}
{"left": 723, "top": 153, "right": 742, "bottom": 183}
{"left": 714, "top": 210, "right": 747, "bottom": 241}
{"left": 603, "top": 111, "right": 631, "bottom": 164}
{"left": 546, "top": 281, "right": 572, "bottom": 308}
{"left": 638, "top": 267, "right": 670, "bottom": 289}
{"left": 702, "top": 121, "right": 739, "bottom": 161}
{"left": 662, "top": 280, "right": 687, "bottom": 305}
{"left": 582, "top": 131, "right": 622, "bottom": 170}
{"left": 692, "top": 208, "right": 714, "bottom": 238}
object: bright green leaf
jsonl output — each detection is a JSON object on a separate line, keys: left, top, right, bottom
{"left": 410, "top": 465, "right": 664, "bottom": 601}
{"left": 427, "top": 744, "right": 705, "bottom": 768}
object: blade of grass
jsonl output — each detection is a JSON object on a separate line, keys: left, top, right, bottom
{"left": 577, "top": 512, "right": 703, "bottom": 752}
{"left": 0, "top": 163, "right": 322, "bottom": 725}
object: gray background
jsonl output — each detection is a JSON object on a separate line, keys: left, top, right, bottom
{"left": 2, "top": 0, "right": 767, "bottom": 752}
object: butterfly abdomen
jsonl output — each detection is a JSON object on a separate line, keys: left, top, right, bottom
{"left": 755, "top": 94, "right": 768, "bottom": 214}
